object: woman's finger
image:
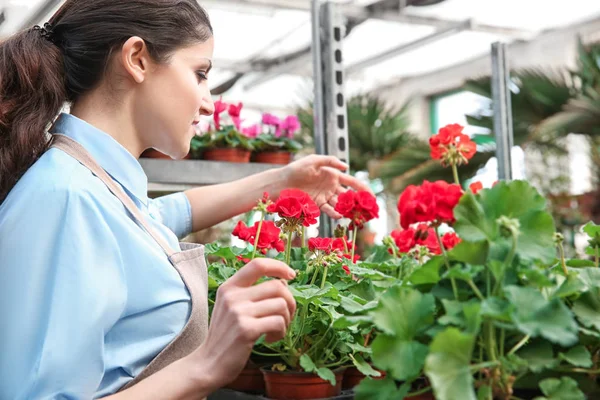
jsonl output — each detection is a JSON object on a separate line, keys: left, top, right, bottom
{"left": 339, "top": 173, "right": 372, "bottom": 193}
{"left": 321, "top": 203, "right": 342, "bottom": 219}
{"left": 255, "top": 315, "right": 288, "bottom": 343}
{"left": 227, "top": 258, "right": 295, "bottom": 288}
{"left": 250, "top": 298, "right": 292, "bottom": 326}
{"left": 240, "top": 279, "right": 296, "bottom": 317}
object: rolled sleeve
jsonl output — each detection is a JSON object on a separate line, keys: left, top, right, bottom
{"left": 150, "top": 192, "right": 193, "bottom": 239}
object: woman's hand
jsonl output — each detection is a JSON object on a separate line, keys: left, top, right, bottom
{"left": 281, "top": 155, "right": 372, "bottom": 219}
{"left": 190, "top": 259, "right": 296, "bottom": 390}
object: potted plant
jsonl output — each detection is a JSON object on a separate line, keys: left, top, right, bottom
{"left": 354, "top": 124, "right": 600, "bottom": 400}
{"left": 249, "top": 114, "right": 303, "bottom": 165}
{"left": 191, "top": 99, "right": 254, "bottom": 162}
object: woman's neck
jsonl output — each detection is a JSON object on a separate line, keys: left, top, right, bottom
{"left": 70, "top": 91, "right": 145, "bottom": 158}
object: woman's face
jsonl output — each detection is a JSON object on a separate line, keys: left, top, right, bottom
{"left": 135, "top": 37, "right": 215, "bottom": 159}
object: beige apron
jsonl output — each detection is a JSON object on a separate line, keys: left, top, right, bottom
{"left": 50, "top": 134, "right": 209, "bottom": 394}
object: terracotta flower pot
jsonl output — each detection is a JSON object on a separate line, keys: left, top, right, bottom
{"left": 225, "top": 363, "right": 265, "bottom": 394}
{"left": 261, "top": 367, "right": 345, "bottom": 400}
{"left": 253, "top": 151, "right": 292, "bottom": 165}
{"left": 203, "top": 148, "right": 251, "bottom": 163}
{"left": 341, "top": 366, "right": 386, "bottom": 390}
{"left": 140, "top": 149, "right": 191, "bottom": 159}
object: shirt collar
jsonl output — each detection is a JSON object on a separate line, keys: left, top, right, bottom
{"left": 50, "top": 113, "right": 149, "bottom": 206}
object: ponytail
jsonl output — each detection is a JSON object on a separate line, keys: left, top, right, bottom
{"left": 0, "top": 28, "right": 67, "bottom": 203}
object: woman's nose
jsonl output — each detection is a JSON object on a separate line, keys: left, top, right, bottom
{"left": 200, "top": 96, "right": 215, "bottom": 116}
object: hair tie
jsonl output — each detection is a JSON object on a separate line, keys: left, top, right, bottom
{"left": 33, "top": 22, "right": 56, "bottom": 44}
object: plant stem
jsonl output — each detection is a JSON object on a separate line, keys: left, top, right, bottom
{"left": 302, "top": 226, "right": 306, "bottom": 249}
{"left": 470, "top": 361, "right": 501, "bottom": 371}
{"left": 507, "top": 334, "right": 530, "bottom": 356}
{"left": 405, "top": 386, "right": 433, "bottom": 398}
{"left": 323, "top": 357, "right": 350, "bottom": 368}
{"left": 500, "top": 328, "right": 505, "bottom": 357}
{"left": 251, "top": 349, "right": 284, "bottom": 357}
{"left": 208, "top": 298, "right": 215, "bottom": 305}
{"left": 468, "top": 280, "right": 485, "bottom": 300}
{"left": 320, "top": 266, "right": 329, "bottom": 289}
{"left": 553, "top": 366, "right": 600, "bottom": 374}
{"left": 493, "top": 232, "right": 517, "bottom": 296}
{"left": 485, "top": 322, "right": 497, "bottom": 361}
{"left": 310, "top": 265, "right": 320, "bottom": 286}
{"left": 285, "top": 231, "right": 293, "bottom": 265}
{"left": 557, "top": 241, "right": 568, "bottom": 275}
{"left": 451, "top": 163, "right": 460, "bottom": 185}
{"left": 435, "top": 226, "right": 459, "bottom": 300}
{"left": 343, "top": 227, "right": 349, "bottom": 254}
{"left": 351, "top": 228, "right": 358, "bottom": 261}
{"left": 251, "top": 212, "right": 265, "bottom": 260}
{"left": 290, "top": 304, "right": 309, "bottom": 351}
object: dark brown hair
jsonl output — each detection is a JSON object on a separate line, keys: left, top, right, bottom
{"left": 0, "top": 0, "right": 212, "bottom": 203}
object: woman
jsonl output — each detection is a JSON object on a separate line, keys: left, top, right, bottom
{"left": 0, "top": 1, "right": 369, "bottom": 398}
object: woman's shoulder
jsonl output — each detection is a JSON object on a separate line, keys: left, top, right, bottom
{"left": 0, "top": 147, "right": 109, "bottom": 221}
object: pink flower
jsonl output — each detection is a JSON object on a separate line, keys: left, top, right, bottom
{"left": 213, "top": 98, "right": 228, "bottom": 131}
{"left": 228, "top": 103, "right": 243, "bottom": 130}
{"left": 242, "top": 124, "right": 262, "bottom": 138}
{"left": 282, "top": 115, "right": 300, "bottom": 138}
{"left": 262, "top": 113, "right": 282, "bottom": 137}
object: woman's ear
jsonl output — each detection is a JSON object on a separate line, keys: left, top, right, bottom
{"left": 120, "top": 36, "right": 151, "bottom": 84}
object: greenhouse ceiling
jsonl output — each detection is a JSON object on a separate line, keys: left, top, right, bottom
{"left": 1, "top": 0, "right": 600, "bottom": 111}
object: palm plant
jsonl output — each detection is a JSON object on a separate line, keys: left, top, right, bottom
{"left": 296, "top": 94, "right": 414, "bottom": 173}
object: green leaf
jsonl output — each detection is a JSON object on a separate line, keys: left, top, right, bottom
{"left": 566, "top": 259, "right": 596, "bottom": 268}
{"left": 299, "top": 353, "right": 317, "bottom": 373}
{"left": 559, "top": 345, "right": 593, "bottom": 368}
{"left": 444, "top": 264, "right": 484, "bottom": 282}
{"left": 372, "top": 335, "right": 428, "bottom": 381}
{"left": 340, "top": 295, "right": 370, "bottom": 314}
{"left": 462, "top": 301, "right": 482, "bottom": 335}
{"left": 370, "top": 286, "right": 435, "bottom": 339}
{"left": 316, "top": 367, "right": 336, "bottom": 386}
{"left": 534, "top": 377, "right": 585, "bottom": 400}
{"left": 488, "top": 260, "right": 505, "bottom": 283}
{"left": 450, "top": 240, "right": 489, "bottom": 265}
{"left": 554, "top": 273, "right": 587, "bottom": 298}
{"left": 481, "top": 297, "right": 513, "bottom": 322}
{"left": 352, "top": 354, "right": 381, "bottom": 377}
{"left": 505, "top": 286, "right": 578, "bottom": 346}
{"left": 454, "top": 180, "right": 556, "bottom": 263}
{"left": 424, "top": 328, "right": 477, "bottom": 400}
{"left": 350, "top": 266, "right": 395, "bottom": 281}
{"left": 333, "top": 315, "right": 373, "bottom": 329}
{"left": 574, "top": 268, "right": 600, "bottom": 291}
{"left": 204, "top": 243, "right": 246, "bottom": 259}
{"left": 347, "top": 342, "right": 372, "bottom": 353}
{"left": 407, "top": 256, "right": 443, "bottom": 285}
{"left": 438, "top": 299, "right": 465, "bottom": 327}
{"left": 517, "top": 340, "right": 558, "bottom": 373}
{"left": 572, "top": 291, "right": 600, "bottom": 331}
{"left": 477, "top": 385, "right": 492, "bottom": 400}
{"left": 355, "top": 376, "right": 401, "bottom": 400}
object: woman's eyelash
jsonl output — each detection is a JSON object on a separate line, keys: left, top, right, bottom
{"left": 196, "top": 71, "right": 208, "bottom": 81}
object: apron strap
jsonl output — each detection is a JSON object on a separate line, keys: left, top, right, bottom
{"left": 50, "top": 134, "right": 176, "bottom": 257}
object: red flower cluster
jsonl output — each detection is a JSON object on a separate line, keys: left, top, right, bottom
{"left": 267, "top": 189, "right": 320, "bottom": 227}
{"left": 397, "top": 180, "right": 463, "bottom": 229}
{"left": 429, "top": 124, "right": 477, "bottom": 166}
{"left": 334, "top": 190, "right": 379, "bottom": 230}
{"left": 469, "top": 181, "right": 483, "bottom": 194}
{"left": 391, "top": 224, "right": 461, "bottom": 255}
{"left": 308, "top": 237, "right": 333, "bottom": 253}
{"left": 233, "top": 220, "right": 285, "bottom": 253}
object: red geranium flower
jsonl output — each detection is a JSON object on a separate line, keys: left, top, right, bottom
{"left": 334, "top": 190, "right": 379, "bottom": 230}
{"left": 342, "top": 265, "right": 351, "bottom": 275}
{"left": 232, "top": 220, "right": 285, "bottom": 253}
{"left": 308, "top": 237, "right": 333, "bottom": 253}
{"left": 236, "top": 255, "right": 251, "bottom": 264}
{"left": 332, "top": 236, "right": 354, "bottom": 254}
{"left": 429, "top": 124, "right": 477, "bottom": 166}
{"left": 442, "top": 232, "right": 461, "bottom": 250}
{"left": 397, "top": 180, "right": 462, "bottom": 229}
{"left": 390, "top": 224, "right": 442, "bottom": 255}
{"left": 268, "top": 189, "right": 320, "bottom": 228}
{"left": 469, "top": 181, "right": 483, "bottom": 194}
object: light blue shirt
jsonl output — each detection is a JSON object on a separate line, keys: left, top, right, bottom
{"left": 0, "top": 113, "right": 194, "bottom": 399}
